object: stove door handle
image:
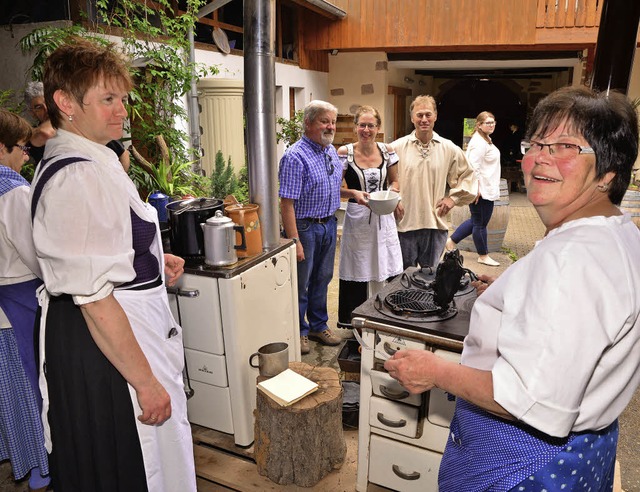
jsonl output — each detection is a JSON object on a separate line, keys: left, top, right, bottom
{"left": 379, "top": 385, "right": 410, "bottom": 400}
{"left": 382, "top": 341, "right": 397, "bottom": 357}
{"left": 376, "top": 412, "right": 407, "bottom": 428}
{"left": 392, "top": 464, "right": 420, "bottom": 481}
{"left": 166, "top": 286, "right": 200, "bottom": 298}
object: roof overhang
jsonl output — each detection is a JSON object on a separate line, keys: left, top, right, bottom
{"left": 288, "top": 0, "right": 346, "bottom": 19}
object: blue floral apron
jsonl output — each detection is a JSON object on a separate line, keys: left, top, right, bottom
{"left": 438, "top": 399, "right": 618, "bottom": 491}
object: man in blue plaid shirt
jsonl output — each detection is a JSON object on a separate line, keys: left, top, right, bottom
{"left": 279, "top": 100, "right": 344, "bottom": 355}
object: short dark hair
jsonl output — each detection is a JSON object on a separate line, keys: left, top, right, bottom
{"left": 525, "top": 86, "right": 639, "bottom": 204}
{"left": 43, "top": 38, "right": 133, "bottom": 129}
{"left": 0, "top": 109, "right": 33, "bottom": 150}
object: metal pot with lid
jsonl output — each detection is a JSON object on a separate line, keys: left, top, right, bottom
{"left": 166, "top": 197, "right": 224, "bottom": 257}
{"left": 200, "top": 211, "right": 247, "bottom": 266}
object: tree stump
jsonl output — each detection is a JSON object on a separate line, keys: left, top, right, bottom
{"left": 254, "top": 361, "right": 346, "bottom": 487}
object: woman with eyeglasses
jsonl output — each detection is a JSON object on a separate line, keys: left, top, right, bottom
{"left": 0, "top": 108, "right": 51, "bottom": 491}
{"left": 384, "top": 86, "right": 640, "bottom": 490}
{"left": 336, "top": 105, "right": 402, "bottom": 329}
{"left": 446, "top": 111, "right": 501, "bottom": 266}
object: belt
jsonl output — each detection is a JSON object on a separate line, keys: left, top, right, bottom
{"left": 302, "top": 215, "right": 334, "bottom": 224}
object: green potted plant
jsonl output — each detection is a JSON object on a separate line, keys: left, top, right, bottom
{"left": 129, "top": 135, "right": 206, "bottom": 199}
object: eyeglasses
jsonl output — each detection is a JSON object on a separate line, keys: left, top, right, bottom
{"left": 325, "top": 153, "right": 334, "bottom": 175}
{"left": 357, "top": 123, "right": 378, "bottom": 129}
{"left": 521, "top": 140, "right": 594, "bottom": 158}
{"left": 16, "top": 144, "right": 30, "bottom": 155}
{"left": 482, "top": 121, "right": 496, "bottom": 126}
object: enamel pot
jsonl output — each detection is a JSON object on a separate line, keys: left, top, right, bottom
{"left": 200, "top": 211, "right": 247, "bottom": 266}
{"left": 166, "top": 198, "right": 224, "bottom": 257}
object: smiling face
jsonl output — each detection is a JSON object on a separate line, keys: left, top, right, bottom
{"left": 521, "top": 120, "right": 614, "bottom": 229}
{"left": 305, "top": 110, "right": 337, "bottom": 147}
{"left": 411, "top": 102, "right": 437, "bottom": 141}
{"left": 355, "top": 112, "right": 379, "bottom": 144}
{"left": 55, "top": 77, "right": 129, "bottom": 145}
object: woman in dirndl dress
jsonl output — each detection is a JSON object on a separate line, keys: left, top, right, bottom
{"left": 0, "top": 108, "right": 50, "bottom": 491}
{"left": 384, "top": 86, "right": 640, "bottom": 491}
{"left": 31, "top": 39, "right": 195, "bottom": 491}
{"left": 336, "top": 105, "right": 403, "bottom": 328}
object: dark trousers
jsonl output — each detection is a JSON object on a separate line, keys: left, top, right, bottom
{"left": 450, "top": 198, "right": 495, "bottom": 256}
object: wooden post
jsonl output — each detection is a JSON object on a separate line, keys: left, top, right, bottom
{"left": 254, "top": 362, "right": 346, "bottom": 487}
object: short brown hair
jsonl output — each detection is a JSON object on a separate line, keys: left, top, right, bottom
{"left": 43, "top": 38, "right": 133, "bottom": 129}
{"left": 0, "top": 109, "right": 33, "bottom": 150}
{"left": 410, "top": 95, "right": 437, "bottom": 115}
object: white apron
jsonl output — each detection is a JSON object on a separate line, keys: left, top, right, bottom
{"left": 37, "top": 198, "right": 196, "bottom": 492}
{"left": 339, "top": 202, "right": 403, "bottom": 282}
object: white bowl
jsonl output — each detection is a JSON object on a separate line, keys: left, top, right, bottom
{"left": 367, "top": 190, "right": 401, "bottom": 215}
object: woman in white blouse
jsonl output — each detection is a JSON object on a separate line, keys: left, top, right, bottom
{"left": 385, "top": 87, "right": 640, "bottom": 491}
{"left": 446, "top": 111, "right": 501, "bottom": 266}
{"left": 0, "top": 109, "right": 50, "bottom": 492}
{"left": 31, "top": 39, "right": 194, "bottom": 491}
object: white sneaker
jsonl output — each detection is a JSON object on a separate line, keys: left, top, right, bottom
{"left": 478, "top": 256, "right": 500, "bottom": 266}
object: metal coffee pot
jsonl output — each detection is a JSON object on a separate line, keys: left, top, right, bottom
{"left": 200, "top": 211, "right": 246, "bottom": 266}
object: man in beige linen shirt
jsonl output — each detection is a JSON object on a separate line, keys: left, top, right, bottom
{"left": 391, "top": 95, "right": 476, "bottom": 269}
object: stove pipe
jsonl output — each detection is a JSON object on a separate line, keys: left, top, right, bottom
{"left": 590, "top": 0, "right": 640, "bottom": 94}
{"left": 243, "top": 0, "right": 280, "bottom": 250}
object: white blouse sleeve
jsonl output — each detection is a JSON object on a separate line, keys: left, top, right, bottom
{"left": 492, "top": 226, "right": 633, "bottom": 436}
{"left": 339, "top": 154, "right": 349, "bottom": 171}
{"left": 2, "top": 186, "right": 42, "bottom": 278}
{"left": 32, "top": 159, "right": 136, "bottom": 305}
{"left": 465, "top": 135, "right": 485, "bottom": 176}
{"left": 387, "top": 150, "right": 399, "bottom": 167}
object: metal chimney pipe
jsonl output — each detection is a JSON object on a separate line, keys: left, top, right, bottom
{"left": 244, "top": 0, "right": 280, "bottom": 250}
{"left": 591, "top": 0, "right": 640, "bottom": 94}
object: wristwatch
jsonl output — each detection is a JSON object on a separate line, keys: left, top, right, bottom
{"left": 291, "top": 237, "right": 299, "bottom": 244}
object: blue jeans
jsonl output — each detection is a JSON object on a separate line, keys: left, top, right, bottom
{"left": 398, "top": 228, "right": 447, "bottom": 269}
{"left": 450, "top": 198, "right": 494, "bottom": 255}
{"left": 296, "top": 216, "right": 337, "bottom": 336}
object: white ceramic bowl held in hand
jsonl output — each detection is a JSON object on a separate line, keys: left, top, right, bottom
{"left": 367, "top": 190, "right": 401, "bottom": 215}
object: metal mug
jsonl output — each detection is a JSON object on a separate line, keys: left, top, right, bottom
{"left": 249, "top": 342, "right": 289, "bottom": 377}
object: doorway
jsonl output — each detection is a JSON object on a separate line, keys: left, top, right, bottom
{"left": 435, "top": 79, "right": 526, "bottom": 161}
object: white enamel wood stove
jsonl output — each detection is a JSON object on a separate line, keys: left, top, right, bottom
{"left": 167, "top": 241, "right": 300, "bottom": 447}
{"left": 352, "top": 267, "right": 476, "bottom": 491}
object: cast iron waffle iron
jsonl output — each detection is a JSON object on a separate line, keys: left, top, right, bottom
{"left": 375, "top": 250, "right": 478, "bottom": 322}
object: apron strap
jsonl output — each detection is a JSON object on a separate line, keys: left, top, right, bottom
{"left": 31, "top": 157, "right": 90, "bottom": 222}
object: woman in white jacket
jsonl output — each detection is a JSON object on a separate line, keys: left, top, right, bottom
{"left": 446, "top": 111, "right": 501, "bottom": 266}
